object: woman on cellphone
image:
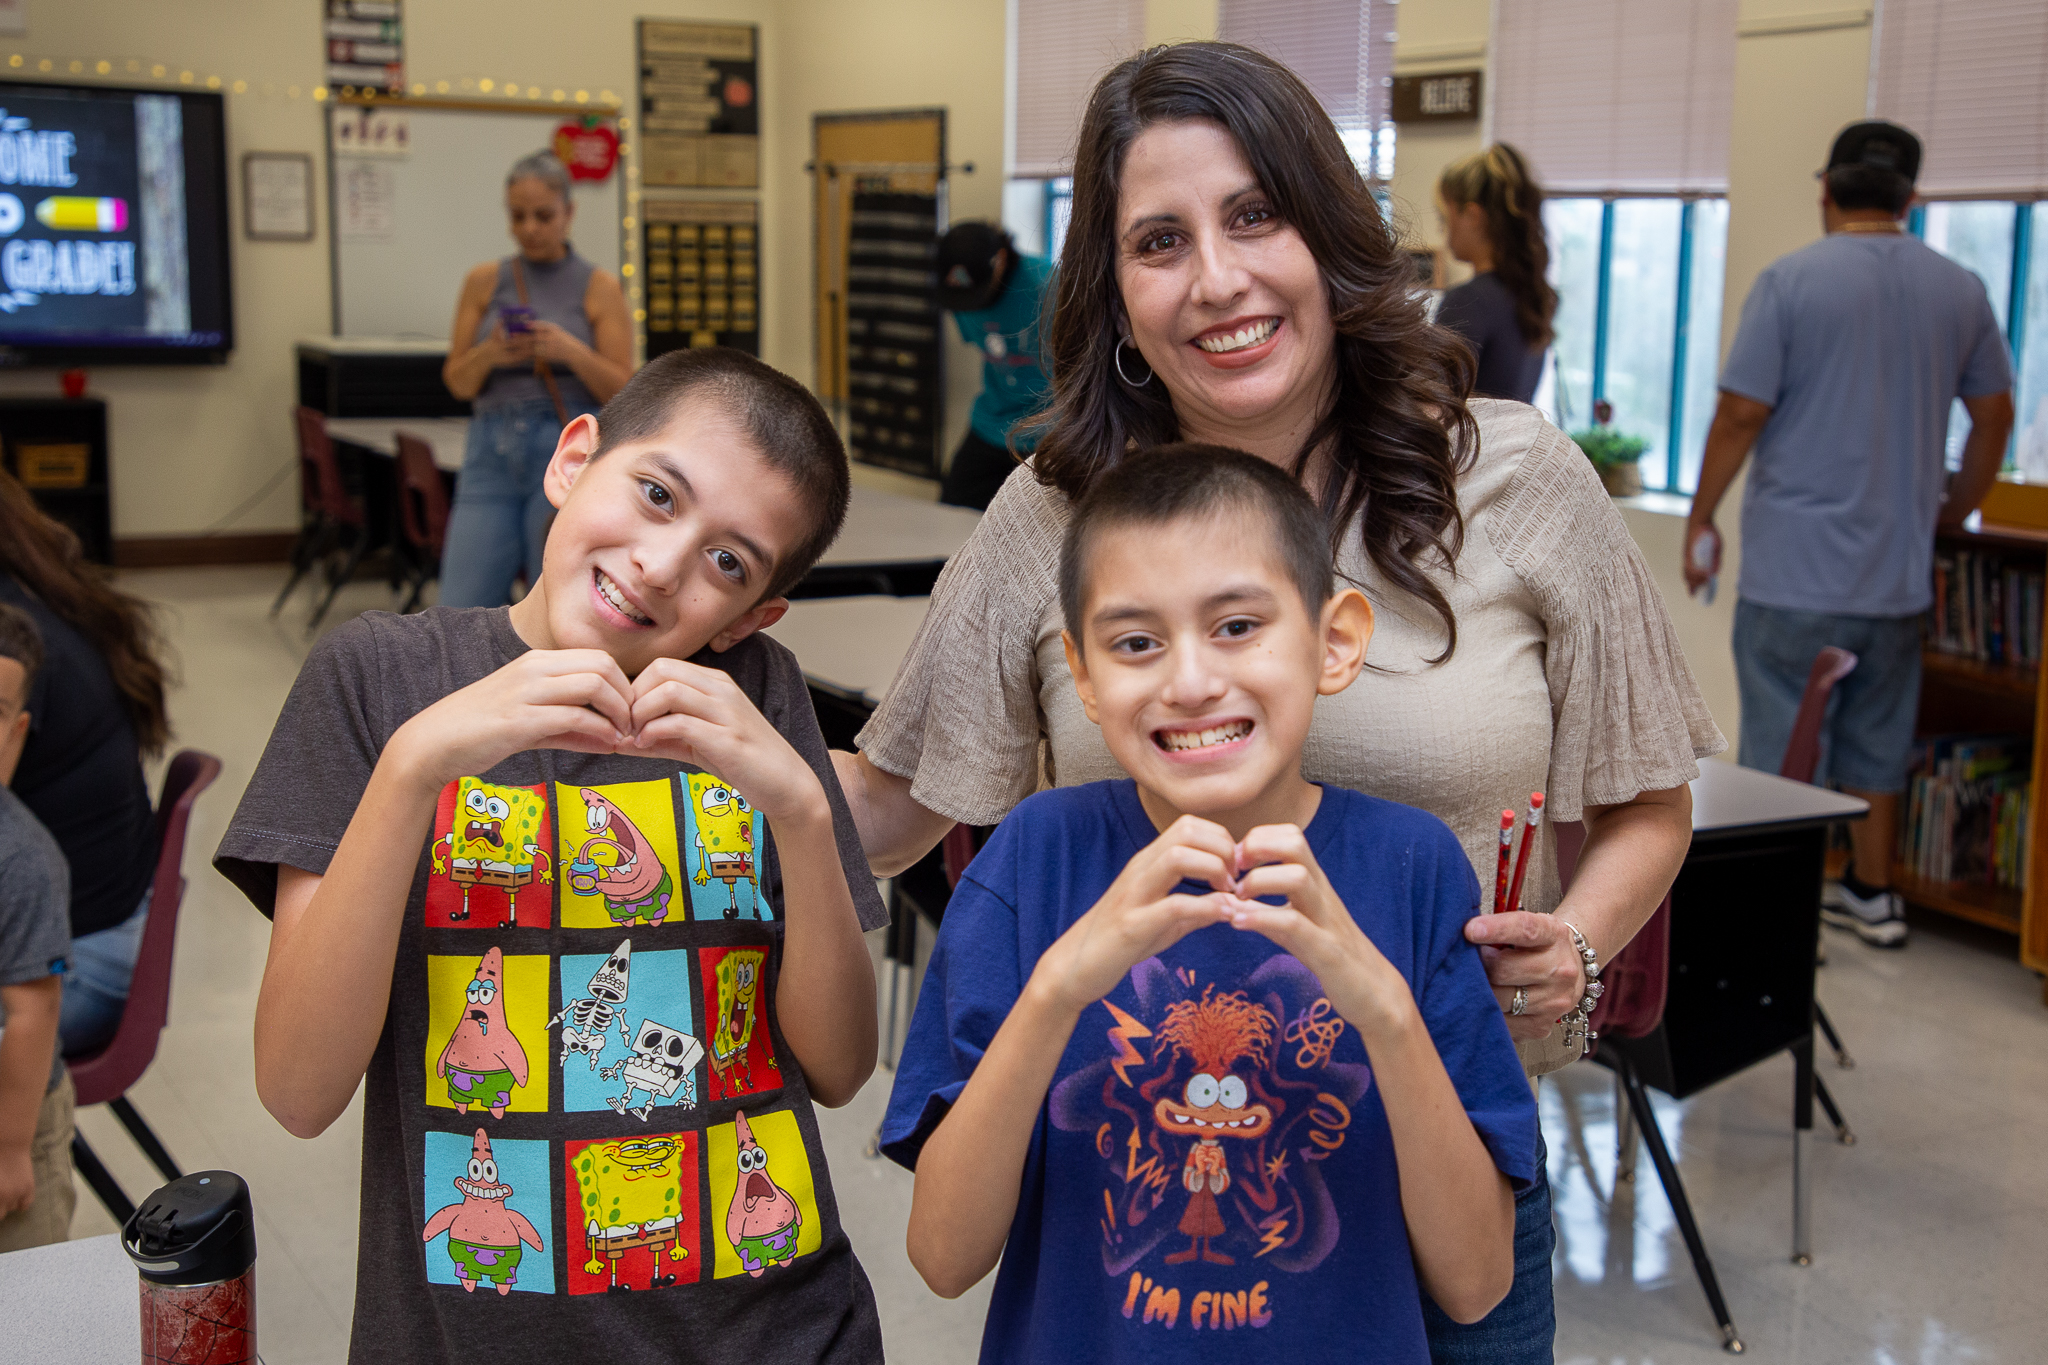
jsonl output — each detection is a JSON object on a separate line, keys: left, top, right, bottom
{"left": 441, "top": 150, "right": 633, "bottom": 608}
{"left": 834, "top": 43, "right": 1721, "bottom": 1360}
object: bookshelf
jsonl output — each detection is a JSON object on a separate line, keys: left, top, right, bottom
{"left": 1906, "top": 521, "right": 2048, "bottom": 1001}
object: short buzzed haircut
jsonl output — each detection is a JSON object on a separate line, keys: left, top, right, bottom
{"left": 0, "top": 601, "right": 44, "bottom": 700}
{"left": 1059, "top": 444, "right": 1334, "bottom": 642}
{"left": 592, "top": 348, "right": 851, "bottom": 601}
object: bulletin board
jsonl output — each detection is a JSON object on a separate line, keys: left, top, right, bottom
{"left": 328, "top": 99, "right": 623, "bottom": 338}
{"left": 642, "top": 198, "right": 759, "bottom": 358}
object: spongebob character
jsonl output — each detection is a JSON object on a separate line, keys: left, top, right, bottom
{"left": 688, "top": 774, "right": 761, "bottom": 920}
{"left": 574, "top": 1136, "right": 690, "bottom": 1292}
{"left": 568, "top": 788, "right": 674, "bottom": 928}
{"left": 546, "top": 940, "right": 633, "bottom": 1070}
{"left": 707, "top": 950, "right": 769, "bottom": 1100}
{"left": 600, "top": 1017, "right": 703, "bottom": 1119}
{"left": 431, "top": 779, "right": 553, "bottom": 928}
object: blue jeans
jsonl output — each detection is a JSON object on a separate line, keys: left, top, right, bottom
{"left": 1422, "top": 1129, "right": 1556, "bottom": 1363}
{"left": 1733, "top": 598, "right": 1922, "bottom": 792}
{"left": 439, "top": 399, "right": 596, "bottom": 609}
{"left": 59, "top": 888, "right": 151, "bottom": 1058}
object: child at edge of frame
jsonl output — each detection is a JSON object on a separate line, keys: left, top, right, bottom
{"left": 880, "top": 444, "right": 1539, "bottom": 1363}
{"left": 214, "top": 348, "right": 890, "bottom": 1364}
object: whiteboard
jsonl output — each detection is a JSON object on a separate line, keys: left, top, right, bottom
{"left": 330, "top": 104, "right": 622, "bottom": 339}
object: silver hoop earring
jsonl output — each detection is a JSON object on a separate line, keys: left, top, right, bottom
{"left": 1114, "top": 336, "right": 1153, "bottom": 388}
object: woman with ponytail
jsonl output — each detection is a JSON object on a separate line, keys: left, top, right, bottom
{"left": 0, "top": 470, "right": 171, "bottom": 1056}
{"left": 1436, "top": 143, "right": 1558, "bottom": 403}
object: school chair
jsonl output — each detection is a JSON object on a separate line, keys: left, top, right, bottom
{"left": 270, "top": 407, "right": 369, "bottom": 631}
{"left": 66, "top": 749, "right": 223, "bottom": 1226}
{"left": 1780, "top": 646, "right": 1861, "bottom": 1081}
{"left": 393, "top": 430, "right": 451, "bottom": 614}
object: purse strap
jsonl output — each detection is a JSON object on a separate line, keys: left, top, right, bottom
{"left": 512, "top": 257, "right": 572, "bottom": 428}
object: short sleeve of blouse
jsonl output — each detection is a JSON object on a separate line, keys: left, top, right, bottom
{"left": 1486, "top": 423, "right": 1728, "bottom": 822}
{"left": 855, "top": 469, "right": 1068, "bottom": 826}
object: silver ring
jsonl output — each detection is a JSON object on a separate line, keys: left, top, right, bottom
{"left": 1510, "top": 987, "right": 1528, "bottom": 1017}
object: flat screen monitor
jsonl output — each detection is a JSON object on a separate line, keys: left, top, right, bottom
{"left": 0, "top": 80, "right": 231, "bottom": 366}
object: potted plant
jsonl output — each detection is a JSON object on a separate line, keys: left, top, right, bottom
{"left": 1571, "top": 401, "right": 1650, "bottom": 497}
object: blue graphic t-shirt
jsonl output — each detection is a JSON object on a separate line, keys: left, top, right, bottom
{"left": 954, "top": 253, "right": 1053, "bottom": 451}
{"left": 881, "top": 781, "right": 1538, "bottom": 1364}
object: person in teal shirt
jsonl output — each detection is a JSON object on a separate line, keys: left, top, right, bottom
{"left": 933, "top": 222, "right": 1053, "bottom": 509}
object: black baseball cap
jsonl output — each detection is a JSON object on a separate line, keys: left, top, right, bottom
{"left": 1824, "top": 120, "right": 1922, "bottom": 183}
{"left": 934, "top": 222, "right": 1013, "bottom": 311}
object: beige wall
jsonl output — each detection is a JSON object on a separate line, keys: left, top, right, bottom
{"left": 1387, "top": 0, "right": 1491, "bottom": 275}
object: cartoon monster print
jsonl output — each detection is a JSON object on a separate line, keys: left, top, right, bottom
{"left": 707, "top": 949, "right": 767, "bottom": 1099}
{"left": 569, "top": 788, "right": 675, "bottom": 927}
{"left": 601, "top": 1017, "right": 704, "bottom": 1120}
{"left": 436, "top": 947, "right": 530, "bottom": 1118}
{"left": 422, "top": 1129, "right": 544, "bottom": 1295}
{"left": 575, "top": 1135, "right": 691, "bottom": 1292}
{"left": 688, "top": 774, "right": 759, "bottom": 919}
{"left": 1151, "top": 987, "right": 1276, "bottom": 1266}
{"left": 724, "top": 1110, "right": 801, "bottom": 1278}
{"left": 547, "top": 940, "right": 634, "bottom": 1070}
{"left": 431, "top": 780, "right": 552, "bottom": 927}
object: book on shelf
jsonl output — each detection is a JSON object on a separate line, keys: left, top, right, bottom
{"left": 1900, "top": 733, "right": 2031, "bottom": 890}
{"left": 1928, "top": 549, "right": 2044, "bottom": 667}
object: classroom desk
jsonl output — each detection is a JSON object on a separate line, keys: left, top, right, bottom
{"left": 798, "top": 485, "right": 981, "bottom": 598}
{"left": 1603, "top": 760, "right": 1868, "bottom": 1268}
{"left": 325, "top": 415, "right": 469, "bottom": 473}
{"left": 297, "top": 334, "right": 464, "bottom": 419}
{"left": 0, "top": 1234, "right": 139, "bottom": 1359}
{"left": 765, "top": 594, "right": 932, "bottom": 714}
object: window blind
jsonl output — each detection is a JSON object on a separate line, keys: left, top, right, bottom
{"left": 1871, "top": 0, "right": 2048, "bottom": 197}
{"left": 1217, "top": 0, "right": 1393, "bottom": 134}
{"left": 1013, "top": 0, "right": 1147, "bottom": 178}
{"left": 1490, "top": 0, "right": 1737, "bottom": 194}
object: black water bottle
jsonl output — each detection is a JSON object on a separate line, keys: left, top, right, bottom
{"left": 122, "top": 1170, "right": 258, "bottom": 1365}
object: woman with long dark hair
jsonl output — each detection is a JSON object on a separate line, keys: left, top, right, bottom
{"left": 1436, "top": 143, "right": 1557, "bottom": 403}
{"left": 835, "top": 43, "right": 1720, "bottom": 1356}
{"left": 0, "top": 470, "right": 170, "bottom": 1056}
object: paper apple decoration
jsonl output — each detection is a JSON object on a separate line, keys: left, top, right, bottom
{"left": 553, "top": 120, "right": 620, "bottom": 182}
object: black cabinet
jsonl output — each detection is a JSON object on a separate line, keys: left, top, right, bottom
{"left": 0, "top": 398, "right": 111, "bottom": 565}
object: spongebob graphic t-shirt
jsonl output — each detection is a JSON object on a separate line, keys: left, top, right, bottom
{"left": 881, "top": 781, "right": 1539, "bottom": 1364}
{"left": 215, "top": 607, "right": 888, "bottom": 1365}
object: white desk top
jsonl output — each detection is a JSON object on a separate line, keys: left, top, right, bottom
{"left": 0, "top": 1234, "right": 140, "bottom": 1358}
{"left": 818, "top": 485, "right": 981, "bottom": 568}
{"left": 765, "top": 595, "right": 932, "bottom": 708}
{"left": 325, "top": 416, "right": 469, "bottom": 473}
{"left": 297, "top": 334, "right": 450, "bottom": 357}
{"left": 1690, "top": 760, "right": 1868, "bottom": 835}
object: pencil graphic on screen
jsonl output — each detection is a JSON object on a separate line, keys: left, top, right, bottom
{"left": 35, "top": 197, "right": 129, "bottom": 232}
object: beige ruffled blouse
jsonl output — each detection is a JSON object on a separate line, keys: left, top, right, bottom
{"left": 858, "top": 398, "right": 1726, "bottom": 1075}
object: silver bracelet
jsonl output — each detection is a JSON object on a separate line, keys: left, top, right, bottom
{"left": 1558, "top": 922, "right": 1603, "bottom": 1058}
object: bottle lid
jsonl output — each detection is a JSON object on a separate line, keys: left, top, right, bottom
{"left": 123, "top": 1171, "right": 257, "bottom": 1286}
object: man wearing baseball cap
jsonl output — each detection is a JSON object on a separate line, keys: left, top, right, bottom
{"left": 932, "top": 221, "right": 1053, "bottom": 509}
{"left": 1684, "top": 120, "right": 2015, "bottom": 948}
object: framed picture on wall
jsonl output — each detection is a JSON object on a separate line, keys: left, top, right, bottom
{"left": 242, "top": 152, "right": 316, "bottom": 242}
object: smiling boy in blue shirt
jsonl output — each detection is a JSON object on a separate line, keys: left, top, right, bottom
{"left": 882, "top": 446, "right": 1536, "bottom": 1362}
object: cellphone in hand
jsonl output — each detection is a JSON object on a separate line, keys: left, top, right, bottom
{"left": 499, "top": 305, "right": 537, "bottom": 335}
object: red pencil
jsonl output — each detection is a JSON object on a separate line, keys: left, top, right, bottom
{"left": 1505, "top": 792, "right": 1545, "bottom": 916}
{"left": 1491, "top": 809, "right": 1515, "bottom": 913}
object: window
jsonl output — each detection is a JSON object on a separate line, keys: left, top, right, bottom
{"left": 1908, "top": 202, "right": 2044, "bottom": 472}
{"left": 1537, "top": 197, "right": 1730, "bottom": 493}
{"left": 1012, "top": 0, "right": 1145, "bottom": 178}
{"left": 1218, "top": 0, "right": 1395, "bottom": 170}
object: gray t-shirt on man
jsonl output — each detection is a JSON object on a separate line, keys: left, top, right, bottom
{"left": 0, "top": 786, "right": 71, "bottom": 1094}
{"left": 215, "top": 606, "right": 886, "bottom": 1365}
{"left": 1720, "top": 232, "right": 2013, "bottom": 617}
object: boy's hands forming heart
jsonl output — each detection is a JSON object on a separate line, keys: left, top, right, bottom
{"left": 391, "top": 648, "right": 636, "bottom": 793}
{"left": 618, "top": 657, "right": 826, "bottom": 824}
{"left": 1224, "top": 825, "right": 1417, "bottom": 1042}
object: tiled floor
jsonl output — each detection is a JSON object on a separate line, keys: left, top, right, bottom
{"left": 42, "top": 566, "right": 2048, "bottom": 1363}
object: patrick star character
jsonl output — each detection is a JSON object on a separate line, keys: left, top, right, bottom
{"left": 570, "top": 788, "right": 675, "bottom": 927}
{"left": 422, "top": 1129, "right": 545, "bottom": 1295}
{"left": 437, "top": 947, "right": 530, "bottom": 1118}
{"left": 724, "top": 1110, "right": 802, "bottom": 1278}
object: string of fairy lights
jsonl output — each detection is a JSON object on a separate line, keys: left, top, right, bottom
{"left": 4, "top": 48, "right": 653, "bottom": 327}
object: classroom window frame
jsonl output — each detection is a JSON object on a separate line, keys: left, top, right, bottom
{"left": 1542, "top": 192, "right": 1729, "bottom": 495}
{"left": 1905, "top": 197, "right": 2043, "bottom": 470}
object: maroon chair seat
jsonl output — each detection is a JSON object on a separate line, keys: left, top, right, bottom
{"left": 68, "top": 749, "right": 223, "bottom": 1224}
{"left": 271, "top": 408, "right": 370, "bottom": 631}
{"left": 394, "top": 431, "right": 452, "bottom": 613}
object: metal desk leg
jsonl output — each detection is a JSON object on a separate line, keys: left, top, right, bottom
{"left": 1792, "top": 1033, "right": 1815, "bottom": 1266}
{"left": 1614, "top": 1069, "right": 1638, "bottom": 1184}
{"left": 1618, "top": 1054, "right": 1744, "bottom": 1354}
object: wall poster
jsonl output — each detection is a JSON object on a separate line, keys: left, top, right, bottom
{"left": 642, "top": 198, "right": 759, "bottom": 359}
{"left": 637, "top": 20, "right": 759, "bottom": 189}
{"left": 325, "top": 0, "right": 405, "bottom": 93}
